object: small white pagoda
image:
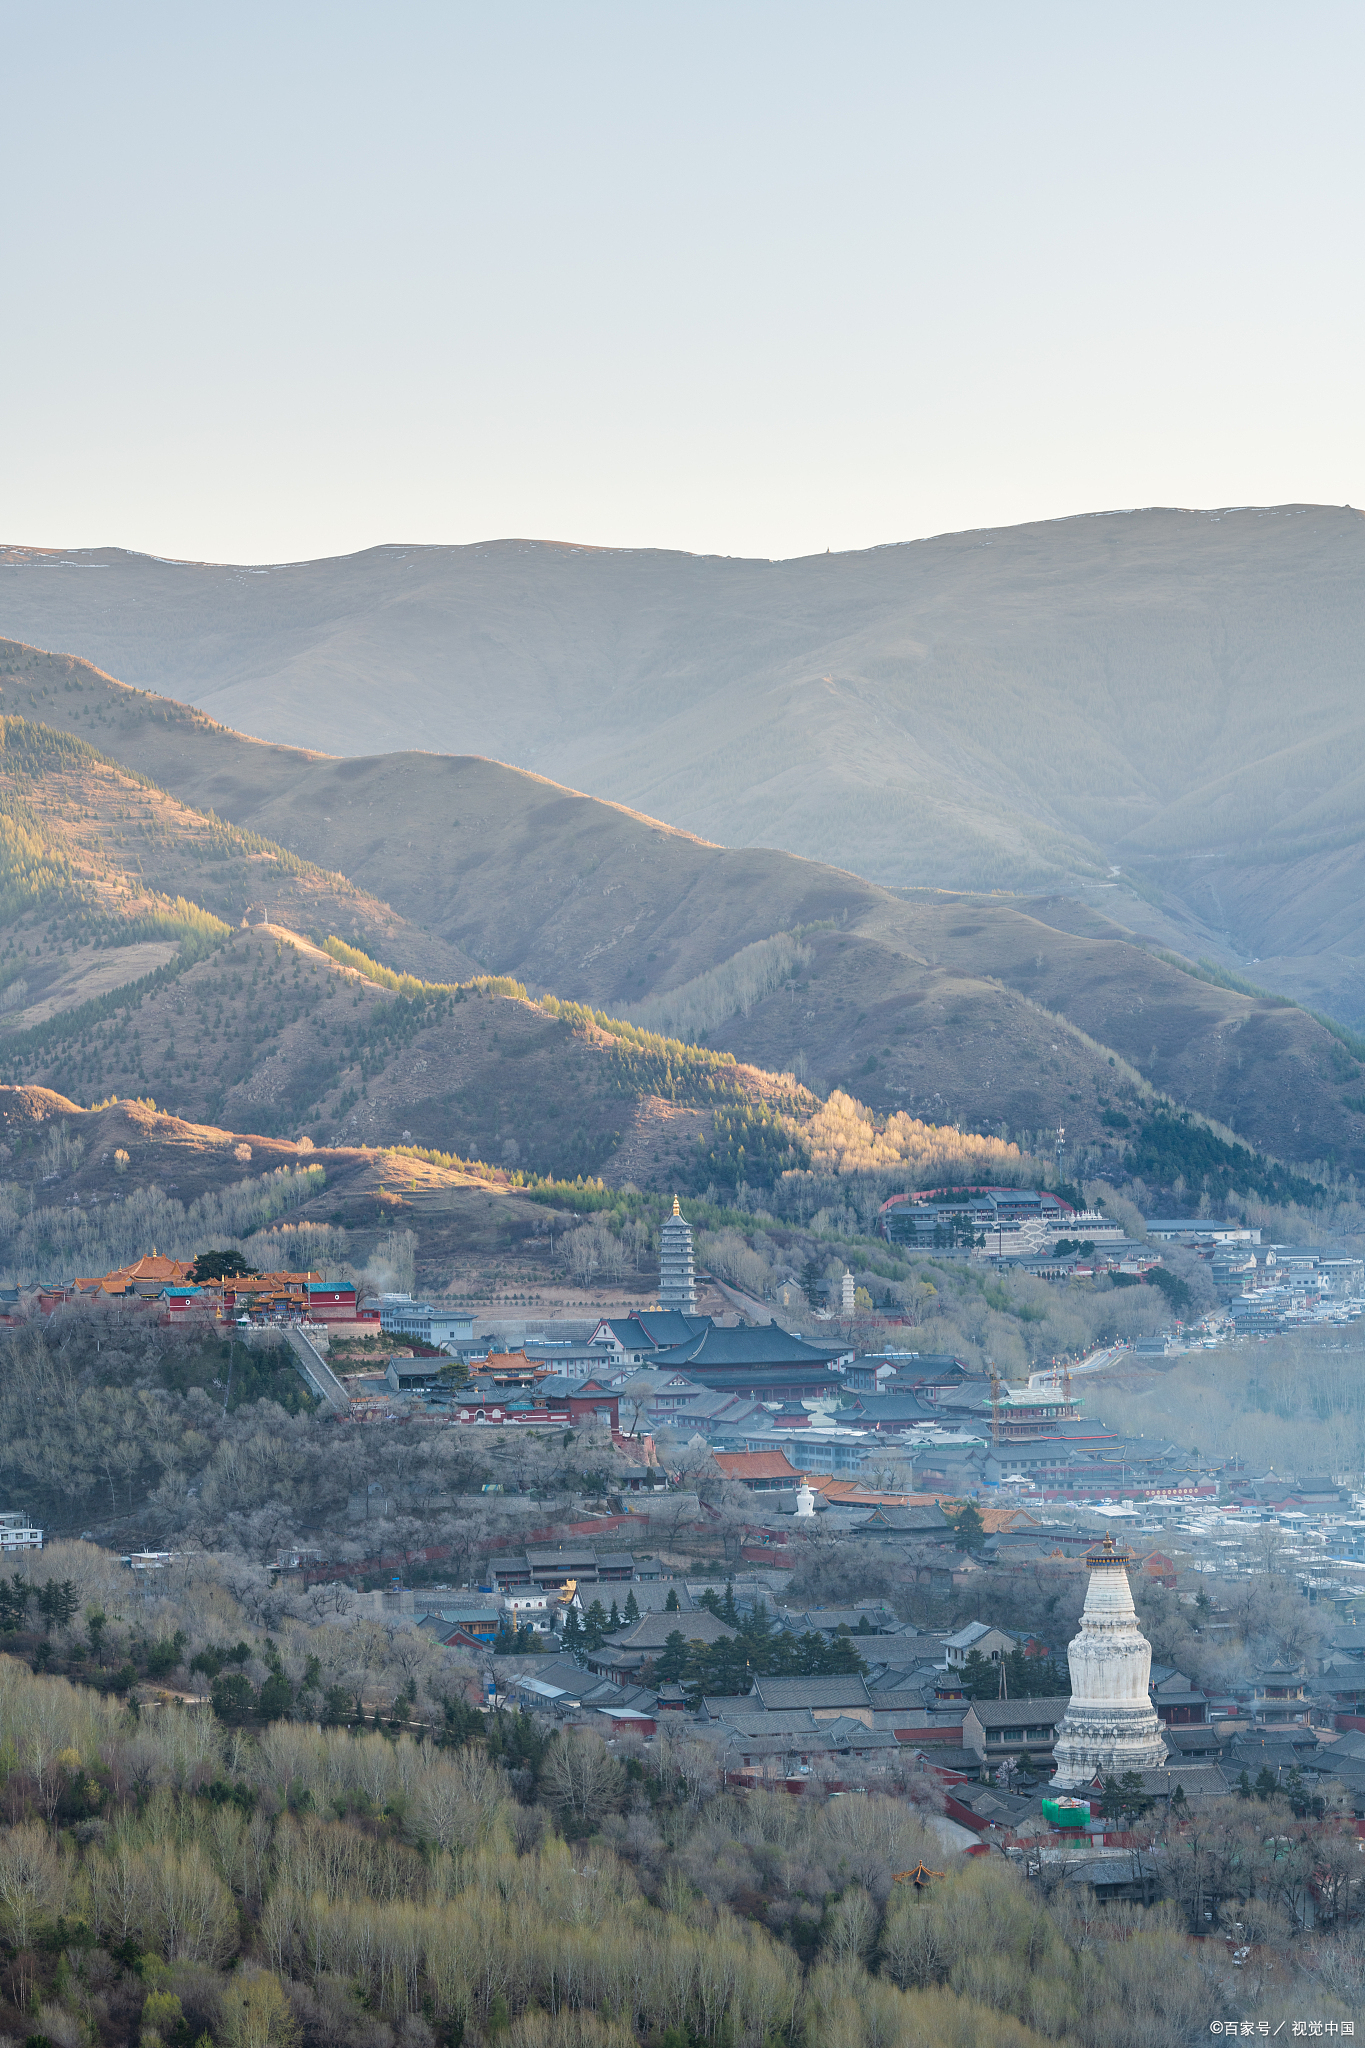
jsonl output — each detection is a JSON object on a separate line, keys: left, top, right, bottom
{"left": 1050, "top": 1535, "right": 1168, "bottom": 1788}
{"left": 659, "top": 1196, "right": 696, "bottom": 1314}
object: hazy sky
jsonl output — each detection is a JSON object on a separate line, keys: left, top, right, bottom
{"left": 4, "top": 2, "right": 1361, "bottom": 564}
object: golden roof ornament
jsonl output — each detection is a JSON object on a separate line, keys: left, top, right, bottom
{"left": 1085, "top": 1531, "right": 1133, "bottom": 1568}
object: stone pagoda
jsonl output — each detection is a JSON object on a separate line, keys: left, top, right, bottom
{"left": 659, "top": 1196, "right": 696, "bottom": 1314}
{"left": 1050, "top": 1535, "right": 1168, "bottom": 1789}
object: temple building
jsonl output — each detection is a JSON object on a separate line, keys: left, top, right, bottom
{"left": 1050, "top": 1535, "right": 1168, "bottom": 1788}
{"left": 659, "top": 1197, "right": 696, "bottom": 1315}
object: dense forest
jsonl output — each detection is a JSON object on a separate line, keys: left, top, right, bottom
{"left": 2, "top": 1656, "right": 1350, "bottom": 2048}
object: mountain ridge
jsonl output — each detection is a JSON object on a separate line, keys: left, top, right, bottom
{"left": 2, "top": 638, "right": 1363, "bottom": 1180}
{"left": 5, "top": 505, "right": 1365, "bottom": 1019}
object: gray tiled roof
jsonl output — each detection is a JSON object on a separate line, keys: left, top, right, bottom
{"left": 610, "top": 1611, "right": 736, "bottom": 1649}
{"left": 699, "top": 1708, "right": 818, "bottom": 1735}
{"left": 967, "top": 1695, "right": 1071, "bottom": 1727}
{"left": 652, "top": 1324, "right": 844, "bottom": 1369}
{"left": 865, "top": 1687, "right": 931, "bottom": 1711}
{"left": 817, "top": 1718, "right": 900, "bottom": 1749}
{"left": 1133, "top": 1765, "right": 1232, "bottom": 1798}
{"left": 1162, "top": 1726, "right": 1223, "bottom": 1753}
{"left": 751, "top": 1674, "right": 872, "bottom": 1711}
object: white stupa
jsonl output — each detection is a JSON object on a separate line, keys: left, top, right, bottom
{"left": 1050, "top": 1535, "right": 1168, "bottom": 1789}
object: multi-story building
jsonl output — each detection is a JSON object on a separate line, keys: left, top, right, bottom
{"left": 880, "top": 1186, "right": 1080, "bottom": 1251}
{"left": 659, "top": 1198, "right": 696, "bottom": 1314}
{"left": 0, "top": 1511, "right": 42, "bottom": 1552}
{"left": 306, "top": 1282, "right": 380, "bottom": 1328}
{"left": 1252, "top": 1658, "right": 1309, "bottom": 1728}
{"left": 378, "top": 1296, "right": 475, "bottom": 1348}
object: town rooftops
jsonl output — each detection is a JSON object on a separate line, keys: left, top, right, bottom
{"left": 650, "top": 1323, "right": 846, "bottom": 1371}
{"left": 781, "top": 1606, "right": 899, "bottom": 1636}
{"left": 964, "top": 1696, "right": 1071, "bottom": 1726}
{"left": 802, "top": 1477, "right": 917, "bottom": 1508}
{"left": 75, "top": 1253, "right": 198, "bottom": 1295}
{"left": 610, "top": 1611, "right": 737, "bottom": 1651}
{"left": 491, "top": 1547, "right": 635, "bottom": 1586}
{"left": 713, "top": 1451, "right": 802, "bottom": 1486}
{"left": 750, "top": 1674, "right": 872, "bottom": 1713}
{"left": 843, "top": 1393, "right": 943, "bottom": 1425}
{"left": 852, "top": 1503, "right": 953, "bottom": 1533}
{"left": 1161, "top": 1726, "right": 1225, "bottom": 1756}
{"left": 623, "top": 1585, "right": 693, "bottom": 1613}
{"left": 387, "top": 1358, "right": 445, "bottom": 1386}
{"left": 526, "top": 1547, "right": 610, "bottom": 1571}
{"left": 863, "top": 1683, "right": 932, "bottom": 1711}
{"left": 701, "top": 1707, "right": 817, "bottom": 1735}
{"left": 902, "top": 1359, "right": 972, "bottom": 1387}
{"left": 1257, "top": 1658, "right": 1307, "bottom": 1683}
{"left": 1131, "top": 1765, "right": 1233, "bottom": 1800}
{"left": 945, "top": 1621, "right": 1017, "bottom": 1653}
{"left": 597, "top": 1313, "right": 713, "bottom": 1353}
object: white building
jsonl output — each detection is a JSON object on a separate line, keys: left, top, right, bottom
{"left": 0, "top": 1512, "right": 42, "bottom": 1552}
{"left": 945, "top": 1621, "right": 1016, "bottom": 1670}
{"left": 502, "top": 1590, "right": 558, "bottom": 1633}
{"left": 379, "top": 1296, "right": 475, "bottom": 1348}
{"left": 1050, "top": 1536, "right": 1167, "bottom": 1788}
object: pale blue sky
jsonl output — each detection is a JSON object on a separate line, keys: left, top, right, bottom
{"left": 3, "top": 2, "right": 1361, "bottom": 562}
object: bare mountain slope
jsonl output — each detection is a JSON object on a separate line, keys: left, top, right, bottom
{"left": 4, "top": 507, "right": 1365, "bottom": 1018}
{"left": 5, "top": 638, "right": 1364, "bottom": 1176}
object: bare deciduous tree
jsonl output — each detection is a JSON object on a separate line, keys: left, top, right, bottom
{"left": 542, "top": 1728, "right": 625, "bottom": 1828}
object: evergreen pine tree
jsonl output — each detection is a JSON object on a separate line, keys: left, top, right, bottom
{"left": 624, "top": 1590, "right": 640, "bottom": 1622}
{"left": 655, "top": 1629, "right": 690, "bottom": 1685}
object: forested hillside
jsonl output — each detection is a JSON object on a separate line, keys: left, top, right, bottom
{"left": 0, "top": 1649, "right": 1350, "bottom": 2047}
{"left": 4, "top": 646, "right": 1364, "bottom": 1177}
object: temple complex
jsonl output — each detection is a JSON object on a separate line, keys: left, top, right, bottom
{"left": 1050, "top": 1535, "right": 1168, "bottom": 1788}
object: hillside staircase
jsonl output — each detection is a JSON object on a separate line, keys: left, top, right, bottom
{"left": 286, "top": 1325, "right": 351, "bottom": 1413}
